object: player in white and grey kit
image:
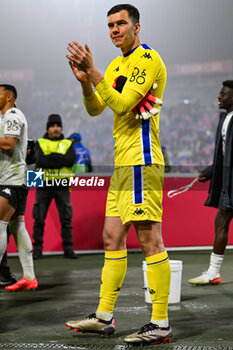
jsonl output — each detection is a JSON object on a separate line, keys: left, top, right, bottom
{"left": 0, "top": 84, "right": 38, "bottom": 291}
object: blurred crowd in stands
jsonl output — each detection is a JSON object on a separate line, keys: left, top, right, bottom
{"left": 16, "top": 78, "right": 223, "bottom": 173}
{"left": 160, "top": 102, "right": 218, "bottom": 172}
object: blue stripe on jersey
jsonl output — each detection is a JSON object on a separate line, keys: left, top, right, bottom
{"left": 142, "top": 120, "right": 152, "bottom": 164}
{"left": 133, "top": 165, "right": 143, "bottom": 204}
{"left": 141, "top": 43, "right": 152, "bottom": 50}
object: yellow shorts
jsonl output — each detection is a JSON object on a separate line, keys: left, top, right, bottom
{"left": 105, "top": 164, "right": 164, "bottom": 225}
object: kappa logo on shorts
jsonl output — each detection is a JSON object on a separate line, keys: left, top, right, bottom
{"left": 26, "top": 169, "right": 44, "bottom": 187}
{"left": 133, "top": 208, "right": 145, "bottom": 215}
{"left": 2, "top": 188, "right": 11, "bottom": 196}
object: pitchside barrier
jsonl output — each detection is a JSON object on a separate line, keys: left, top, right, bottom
{"left": 8, "top": 173, "right": 233, "bottom": 254}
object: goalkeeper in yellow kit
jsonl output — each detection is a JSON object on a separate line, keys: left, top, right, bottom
{"left": 65, "top": 4, "right": 172, "bottom": 345}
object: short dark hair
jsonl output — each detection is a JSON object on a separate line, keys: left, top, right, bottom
{"left": 223, "top": 80, "right": 233, "bottom": 90}
{"left": 0, "top": 84, "right": 17, "bottom": 100}
{"left": 107, "top": 4, "right": 140, "bottom": 24}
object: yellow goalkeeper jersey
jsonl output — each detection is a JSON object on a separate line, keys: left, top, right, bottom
{"left": 83, "top": 44, "right": 167, "bottom": 167}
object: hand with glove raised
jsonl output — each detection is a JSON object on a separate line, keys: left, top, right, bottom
{"left": 111, "top": 76, "right": 163, "bottom": 120}
{"left": 133, "top": 82, "right": 163, "bottom": 120}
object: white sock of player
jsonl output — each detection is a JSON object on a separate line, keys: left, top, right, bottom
{"left": 9, "top": 220, "right": 35, "bottom": 280}
{"left": 207, "top": 252, "right": 224, "bottom": 278}
{"left": 96, "top": 310, "right": 113, "bottom": 321}
{"left": 0, "top": 220, "right": 8, "bottom": 263}
{"left": 151, "top": 318, "right": 169, "bottom": 328}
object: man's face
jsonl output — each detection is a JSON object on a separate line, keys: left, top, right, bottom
{"left": 108, "top": 10, "right": 139, "bottom": 52}
{"left": 47, "top": 124, "right": 62, "bottom": 139}
{"left": 0, "top": 87, "right": 9, "bottom": 112}
{"left": 218, "top": 86, "right": 233, "bottom": 112}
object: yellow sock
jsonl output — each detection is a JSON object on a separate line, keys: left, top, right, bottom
{"left": 145, "top": 251, "right": 171, "bottom": 321}
{"left": 97, "top": 250, "right": 127, "bottom": 313}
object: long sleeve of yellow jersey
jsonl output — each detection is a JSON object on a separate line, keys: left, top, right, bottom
{"left": 83, "top": 80, "right": 143, "bottom": 117}
{"left": 82, "top": 79, "right": 139, "bottom": 118}
{"left": 83, "top": 91, "right": 107, "bottom": 117}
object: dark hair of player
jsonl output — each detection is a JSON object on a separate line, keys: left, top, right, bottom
{"left": 107, "top": 4, "right": 140, "bottom": 24}
{"left": 0, "top": 84, "right": 17, "bottom": 100}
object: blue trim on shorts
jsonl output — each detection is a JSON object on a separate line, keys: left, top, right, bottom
{"left": 142, "top": 120, "right": 152, "bottom": 164}
{"left": 147, "top": 257, "right": 169, "bottom": 265}
{"left": 105, "top": 256, "right": 127, "bottom": 260}
{"left": 133, "top": 166, "right": 143, "bottom": 204}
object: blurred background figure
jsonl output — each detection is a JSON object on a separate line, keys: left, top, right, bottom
{"left": 188, "top": 80, "right": 233, "bottom": 286}
{"left": 161, "top": 145, "right": 171, "bottom": 173}
{"left": 0, "top": 138, "right": 36, "bottom": 286}
{"left": 32, "top": 114, "right": 77, "bottom": 260}
{"left": 0, "top": 84, "right": 38, "bottom": 292}
{"left": 68, "top": 132, "right": 92, "bottom": 173}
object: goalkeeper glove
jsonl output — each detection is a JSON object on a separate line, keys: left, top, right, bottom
{"left": 112, "top": 76, "right": 163, "bottom": 120}
{"left": 133, "top": 82, "right": 163, "bottom": 120}
{"left": 133, "top": 92, "right": 163, "bottom": 120}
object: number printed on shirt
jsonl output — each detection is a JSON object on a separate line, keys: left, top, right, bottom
{"left": 129, "top": 67, "right": 146, "bottom": 85}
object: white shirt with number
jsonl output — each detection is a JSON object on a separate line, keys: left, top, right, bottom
{"left": 0, "top": 107, "right": 28, "bottom": 185}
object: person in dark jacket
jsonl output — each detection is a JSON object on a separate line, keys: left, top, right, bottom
{"left": 189, "top": 80, "right": 233, "bottom": 285}
{"left": 32, "top": 114, "right": 77, "bottom": 259}
{"left": 161, "top": 145, "right": 171, "bottom": 173}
